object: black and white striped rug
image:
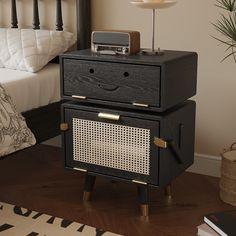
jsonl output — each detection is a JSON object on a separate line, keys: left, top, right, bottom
{"left": 0, "top": 202, "right": 121, "bottom": 236}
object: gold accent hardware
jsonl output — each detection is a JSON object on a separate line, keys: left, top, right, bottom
{"left": 83, "top": 191, "right": 92, "bottom": 201}
{"left": 164, "top": 184, "right": 172, "bottom": 198}
{"left": 98, "top": 112, "right": 120, "bottom": 121}
{"left": 73, "top": 167, "right": 87, "bottom": 172}
{"left": 60, "top": 123, "right": 69, "bottom": 131}
{"left": 72, "top": 95, "right": 87, "bottom": 100}
{"left": 140, "top": 204, "right": 149, "bottom": 217}
{"left": 132, "top": 180, "right": 147, "bottom": 185}
{"left": 154, "top": 137, "right": 168, "bottom": 149}
{"left": 132, "top": 102, "right": 149, "bottom": 108}
{"left": 164, "top": 184, "right": 172, "bottom": 205}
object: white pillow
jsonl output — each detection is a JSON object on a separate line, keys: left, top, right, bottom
{"left": 0, "top": 28, "right": 76, "bottom": 72}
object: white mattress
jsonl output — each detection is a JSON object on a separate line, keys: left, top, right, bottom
{"left": 0, "top": 63, "right": 60, "bottom": 113}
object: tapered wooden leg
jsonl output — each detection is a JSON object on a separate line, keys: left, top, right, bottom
{"left": 83, "top": 174, "right": 96, "bottom": 201}
{"left": 137, "top": 185, "right": 149, "bottom": 217}
{"left": 164, "top": 184, "right": 172, "bottom": 205}
{"left": 164, "top": 184, "right": 172, "bottom": 198}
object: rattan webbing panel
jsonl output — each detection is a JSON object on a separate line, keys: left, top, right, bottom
{"left": 73, "top": 118, "right": 150, "bottom": 175}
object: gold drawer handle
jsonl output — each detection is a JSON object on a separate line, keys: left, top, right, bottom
{"left": 73, "top": 167, "right": 87, "bottom": 172}
{"left": 72, "top": 95, "right": 87, "bottom": 100}
{"left": 132, "top": 180, "right": 147, "bottom": 185}
{"left": 98, "top": 112, "right": 120, "bottom": 121}
{"left": 132, "top": 102, "right": 149, "bottom": 108}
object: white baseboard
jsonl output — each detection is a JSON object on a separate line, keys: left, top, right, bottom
{"left": 187, "top": 153, "right": 222, "bottom": 177}
{"left": 43, "top": 137, "right": 222, "bottom": 178}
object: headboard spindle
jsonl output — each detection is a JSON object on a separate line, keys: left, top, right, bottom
{"left": 76, "top": 0, "right": 91, "bottom": 49}
{"left": 33, "top": 0, "right": 40, "bottom": 30}
{"left": 56, "top": 0, "right": 63, "bottom": 31}
{"left": 11, "top": 0, "right": 18, "bottom": 28}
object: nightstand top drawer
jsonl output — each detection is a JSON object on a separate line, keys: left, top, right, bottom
{"left": 60, "top": 49, "right": 198, "bottom": 112}
{"left": 62, "top": 59, "right": 161, "bottom": 108}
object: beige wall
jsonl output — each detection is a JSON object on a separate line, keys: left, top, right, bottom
{"left": 0, "top": 0, "right": 235, "bottom": 156}
{"left": 91, "top": 0, "right": 236, "bottom": 156}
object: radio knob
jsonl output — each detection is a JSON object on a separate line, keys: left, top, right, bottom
{"left": 122, "top": 47, "right": 126, "bottom": 54}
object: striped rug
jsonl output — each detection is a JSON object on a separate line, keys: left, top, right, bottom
{"left": 0, "top": 202, "right": 121, "bottom": 236}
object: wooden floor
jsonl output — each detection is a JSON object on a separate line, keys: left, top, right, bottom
{"left": 0, "top": 145, "right": 235, "bottom": 236}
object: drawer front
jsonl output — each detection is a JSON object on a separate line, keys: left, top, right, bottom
{"left": 62, "top": 59, "right": 161, "bottom": 107}
{"left": 63, "top": 107, "right": 160, "bottom": 185}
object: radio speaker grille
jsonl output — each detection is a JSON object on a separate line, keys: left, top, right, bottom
{"left": 72, "top": 118, "right": 150, "bottom": 175}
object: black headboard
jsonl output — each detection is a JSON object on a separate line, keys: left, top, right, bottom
{"left": 76, "top": 0, "right": 91, "bottom": 50}
{"left": 10, "top": 0, "right": 91, "bottom": 49}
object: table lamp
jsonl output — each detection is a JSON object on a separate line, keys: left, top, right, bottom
{"left": 131, "top": 0, "right": 177, "bottom": 55}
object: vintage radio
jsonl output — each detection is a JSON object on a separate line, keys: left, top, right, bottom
{"left": 91, "top": 30, "right": 140, "bottom": 55}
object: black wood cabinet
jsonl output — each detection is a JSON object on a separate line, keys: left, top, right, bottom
{"left": 62, "top": 101, "right": 196, "bottom": 187}
{"left": 60, "top": 49, "right": 197, "bottom": 112}
{"left": 60, "top": 49, "right": 197, "bottom": 215}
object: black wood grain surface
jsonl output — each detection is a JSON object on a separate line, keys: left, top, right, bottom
{"left": 63, "top": 59, "right": 161, "bottom": 107}
{"left": 60, "top": 49, "right": 197, "bottom": 112}
{"left": 61, "top": 101, "right": 196, "bottom": 187}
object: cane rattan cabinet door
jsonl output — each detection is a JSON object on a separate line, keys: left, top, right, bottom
{"left": 62, "top": 106, "right": 160, "bottom": 185}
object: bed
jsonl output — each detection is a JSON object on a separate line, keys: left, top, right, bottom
{"left": 0, "top": 0, "right": 91, "bottom": 155}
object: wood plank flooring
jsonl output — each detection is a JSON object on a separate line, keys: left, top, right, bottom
{"left": 0, "top": 145, "right": 235, "bottom": 236}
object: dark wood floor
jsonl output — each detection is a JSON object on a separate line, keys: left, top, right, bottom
{"left": 0, "top": 145, "right": 235, "bottom": 236}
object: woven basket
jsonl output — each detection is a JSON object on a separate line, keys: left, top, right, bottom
{"left": 220, "top": 142, "right": 236, "bottom": 206}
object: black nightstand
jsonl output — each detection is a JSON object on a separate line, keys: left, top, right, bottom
{"left": 60, "top": 49, "right": 198, "bottom": 216}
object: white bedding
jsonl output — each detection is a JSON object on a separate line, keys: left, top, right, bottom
{"left": 0, "top": 28, "right": 75, "bottom": 72}
{"left": 0, "top": 63, "right": 60, "bottom": 113}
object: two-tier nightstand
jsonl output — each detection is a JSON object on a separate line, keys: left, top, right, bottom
{"left": 60, "top": 49, "right": 198, "bottom": 216}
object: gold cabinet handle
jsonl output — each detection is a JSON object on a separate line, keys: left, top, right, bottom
{"left": 154, "top": 137, "right": 168, "bottom": 149}
{"left": 154, "top": 137, "right": 184, "bottom": 164}
{"left": 98, "top": 112, "right": 120, "bottom": 121}
{"left": 60, "top": 123, "right": 69, "bottom": 131}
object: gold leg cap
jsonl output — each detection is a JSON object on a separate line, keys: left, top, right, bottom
{"left": 140, "top": 204, "right": 149, "bottom": 217}
{"left": 164, "top": 185, "right": 172, "bottom": 198}
{"left": 83, "top": 191, "right": 92, "bottom": 201}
